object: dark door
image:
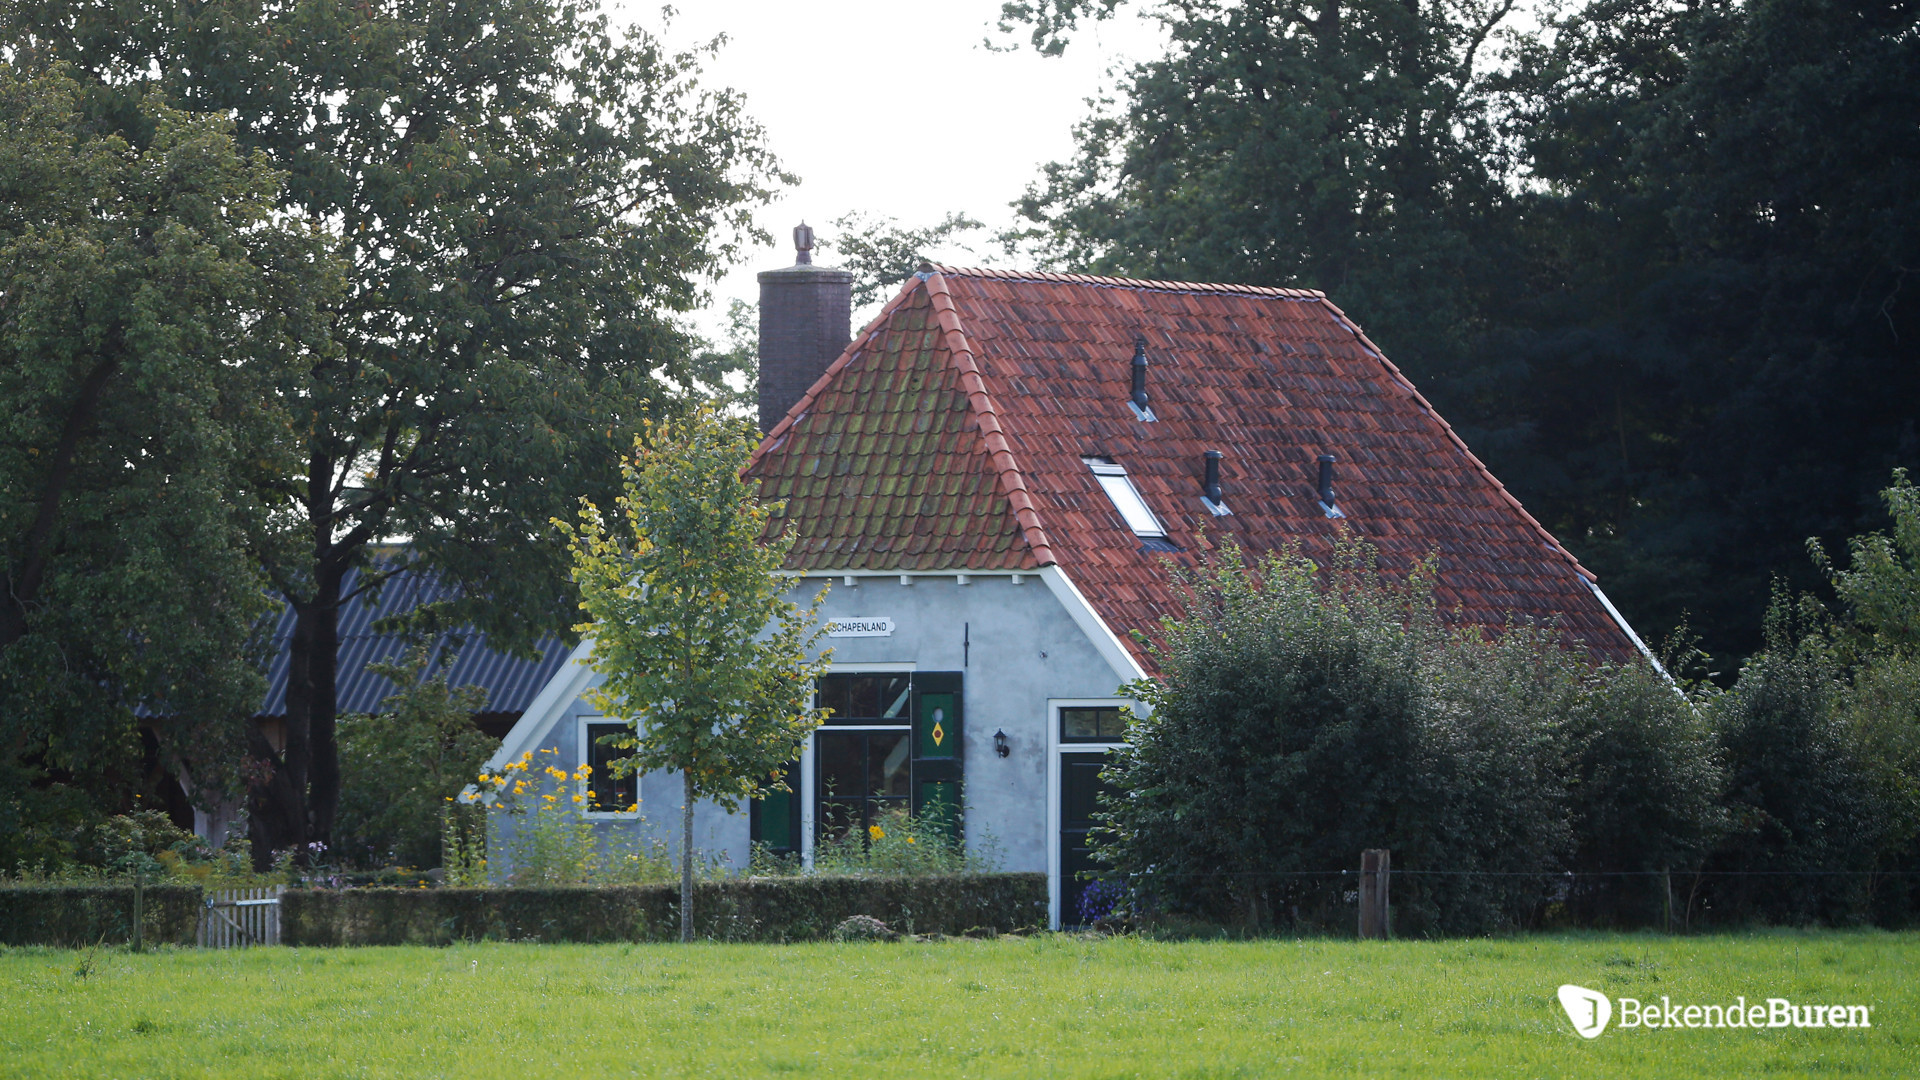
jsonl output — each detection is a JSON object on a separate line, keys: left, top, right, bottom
{"left": 1060, "top": 751, "right": 1114, "bottom": 926}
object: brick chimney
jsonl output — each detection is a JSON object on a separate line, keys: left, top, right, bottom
{"left": 758, "top": 222, "right": 852, "bottom": 432}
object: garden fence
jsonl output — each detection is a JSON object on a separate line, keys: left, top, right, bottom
{"left": 198, "top": 886, "right": 284, "bottom": 947}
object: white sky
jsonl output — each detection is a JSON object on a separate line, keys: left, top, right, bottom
{"left": 606, "top": 0, "right": 1168, "bottom": 338}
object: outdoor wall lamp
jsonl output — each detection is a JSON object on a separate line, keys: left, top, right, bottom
{"left": 993, "top": 729, "right": 1010, "bottom": 758}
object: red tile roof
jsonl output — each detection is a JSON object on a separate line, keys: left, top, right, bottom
{"left": 749, "top": 266, "right": 1639, "bottom": 666}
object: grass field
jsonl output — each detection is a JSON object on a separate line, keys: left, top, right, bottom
{"left": 2, "top": 932, "right": 1913, "bottom": 1078}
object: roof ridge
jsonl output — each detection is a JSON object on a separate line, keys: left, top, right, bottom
{"left": 922, "top": 271, "right": 1057, "bottom": 567}
{"left": 747, "top": 274, "right": 928, "bottom": 474}
{"left": 929, "top": 262, "right": 1326, "bottom": 300}
{"left": 1314, "top": 296, "right": 1597, "bottom": 584}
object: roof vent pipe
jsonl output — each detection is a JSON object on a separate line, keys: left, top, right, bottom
{"left": 1128, "top": 337, "right": 1156, "bottom": 421}
{"left": 1317, "top": 454, "right": 1346, "bottom": 519}
{"left": 1201, "top": 450, "right": 1231, "bottom": 517}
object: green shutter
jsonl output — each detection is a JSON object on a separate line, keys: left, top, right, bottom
{"left": 911, "top": 672, "right": 964, "bottom": 841}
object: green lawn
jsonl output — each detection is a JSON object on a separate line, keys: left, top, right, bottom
{"left": 2, "top": 932, "right": 1912, "bottom": 1078}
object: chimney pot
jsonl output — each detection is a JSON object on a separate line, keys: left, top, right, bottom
{"left": 758, "top": 223, "right": 853, "bottom": 432}
{"left": 1203, "top": 450, "right": 1224, "bottom": 503}
{"left": 1129, "top": 337, "right": 1151, "bottom": 418}
{"left": 1317, "top": 453, "right": 1338, "bottom": 509}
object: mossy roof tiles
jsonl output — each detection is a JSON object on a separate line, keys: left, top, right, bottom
{"left": 748, "top": 267, "right": 1638, "bottom": 667}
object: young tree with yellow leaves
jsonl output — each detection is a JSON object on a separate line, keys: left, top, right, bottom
{"left": 557, "top": 407, "right": 829, "bottom": 942}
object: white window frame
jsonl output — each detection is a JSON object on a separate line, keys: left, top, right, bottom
{"left": 576, "top": 715, "right": 641, "bottom": 819}
{"left": 1046, "top": 697, "right": 1135, "bottom": 930}
{"left": 1084, "top": 459, "right": 1167, "bottom": 538}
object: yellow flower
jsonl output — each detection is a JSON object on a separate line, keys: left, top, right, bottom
{"left": 578, "top": 764, "right": 593, "bottom": 776}
{"left": 571, "top": 794, "right": 584, "bottom": 804}
{"left": 906, "top": 836, "right": 916, "bottom": 845}
{"left": 868, "top": 825, "right": 885, "bottom": 840}
{"left": 586, "top": 790, "right": 596, "bottom": 798}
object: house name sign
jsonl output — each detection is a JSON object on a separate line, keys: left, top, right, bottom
{"left": 825, "top": 617, "right": 895, "bottom": 638}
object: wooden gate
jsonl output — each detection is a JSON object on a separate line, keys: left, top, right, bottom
{"left": 198, "top": 886, "right": 284, "bottom": 947}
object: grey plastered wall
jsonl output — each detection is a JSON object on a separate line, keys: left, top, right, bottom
{"left": 791, "top": 573, "right": 1132, "bottom": 872}
{"left": 485, "top": 682, "right": 752, "bottom": 881}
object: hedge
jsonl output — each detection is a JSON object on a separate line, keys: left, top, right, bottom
{"left": 0, "top": 885, "right": 202, "bottom": 947}
{"left": 282, "top": 873, "right": 1048, "bottom": 945}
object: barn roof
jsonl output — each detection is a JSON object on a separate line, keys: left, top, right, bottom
{"left": 747, "top": 266, "right": 1639, "bottom": 666}
{"left": 258, "top": 567, "right": 571, "bottom": 727}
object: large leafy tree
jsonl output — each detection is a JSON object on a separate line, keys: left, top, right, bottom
{"left": 559, "top": 407, "right": 829, "bottom": 942}
{"left": 1487, "top": 0, "right": 1920, "bottom": 665}
{"left": 1001, "top": 0, "right": 1526, "bottom": 382}
{"left": 6, "top": 1, "right": 784, "bottom": 859}
{"left": 0, "top": 63, "right": 328, "bottom": 868}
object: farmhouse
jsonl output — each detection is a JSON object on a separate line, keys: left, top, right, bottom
{"left": 487, "top": 233, "right": 1648, "bottom": 926}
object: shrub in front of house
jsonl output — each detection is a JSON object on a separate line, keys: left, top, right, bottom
{"left": 280, "top": 872, "right": 1046, "bottom": 945}
{"left": 1095, "top": 536, "right": 1734, "bottom": 936}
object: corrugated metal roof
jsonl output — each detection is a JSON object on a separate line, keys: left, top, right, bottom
{"left": 258, "top": 568, "right": 572, "bottom": 718}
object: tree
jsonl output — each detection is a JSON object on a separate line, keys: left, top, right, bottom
{"left": 6, "top": 1, "right": 786, "bottom": 860}
{"left": 333, "top": 645, "right": 496, "bottom": 869}
{"left": 0, "top": 63, "right": 329, "bottom": 869}
{"left": 1486, "top": 0, "right": 1920, "bottom": 667}
{"left": 558, "top": 407, "right": 829, "bottom": 941}
{"left": 820, "top": 211, "right": 985, "bottom": 311}
{"left": 1101, "top": 537, "right": 1578, "bottom": 935}
{"left": 1000, "top": 0, "right": 1526, "bottom": 384}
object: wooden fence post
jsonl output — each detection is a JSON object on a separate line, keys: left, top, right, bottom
{"left": 131, "top": 880, "right": 144, "bottom": 953}
{"left": 1359, "top": 849, "right": 1391, "bottom": 940}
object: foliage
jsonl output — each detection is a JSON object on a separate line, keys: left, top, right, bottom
{"left": 333, "top": 646, "right": 497, "bottom": 870}
{"left": 5, "top": 0, "right": 787, "bottom": 859}
{"left": 0, "top": 62, "right": 327, "bottom": 872}
{"left": 472, "top": 747, "right": 686, "bottom": 886}
{"left": 830, "top": 914, "right": 897, "bottom": 942}
{"left": 1100, "top": 536, "right": 1586, "bottom": 935}
{"left": 799, "top": 805, "right": 997, "bottom": 878}
{"left": 1561, "top": 660, "right": 1728, "bottom": 924}
{"left": 1813, "top": 470, "right": 1920, "bottom": 661}
{"left": 819, "top": 211, "right": 986, "bottom": 312}
{"left": 557, "top": 405, "right": 831, "bottom": 940}
{"left": 1701, "top": 591, "right": 1882, "bottom": 924}
{"left": 279, "top": 874, "right": 1047, "bottom": 945}
{"left": 0, "top": 883, "right": 203, "bottom": 947}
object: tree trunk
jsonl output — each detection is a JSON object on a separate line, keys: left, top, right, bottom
{"left": 680, "top": 770, "right": 695, "bottom": 943}
{"left": 255, "top": 559, "right": 344, "bottom": 862}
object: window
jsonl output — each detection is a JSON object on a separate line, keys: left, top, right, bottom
{"left": 816, "top": 673, "right": 912, "bottom": 725}
{"left": 582, "top": 721, "right": 637, "bottom": 813}
{"left": 810, "top": 672, "right": 965, "bottom": 846}
{"left": 1061, "top": 706, "right": 1126, "bottom": 742}
{"left": 1084, "top": 458, "right": 1166, "bottom": 538}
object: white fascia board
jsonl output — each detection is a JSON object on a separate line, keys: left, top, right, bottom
{"left": 1038, "top": 565, "right": 1150, "bottom": 688}
{"left": 482, "top": 636, "right": 600, "bottom": 772}
{"left": 775, "top": 569, "right": 1032, "bottom": 579}
{"left": 1585, "top": 578, "right": 1669, "bottom": 677}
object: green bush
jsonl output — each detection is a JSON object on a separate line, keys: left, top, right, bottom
{"left": 1098, "top": 538, "right": 1582, "bottom": 936}
{"left": 1562, "top": 658, "right": 1729, "bottom": 925}
{"left": 280, "top": 873, "right": 1046, "bottom": 945}
{"left": 0, "top": 884, "right": 201, "bottom": 946}
{"left": 335, "top": 646, "right": 498, "bottom": 869}
{"left": 1702, "top": 594, "right": 1883, "bottom": 925}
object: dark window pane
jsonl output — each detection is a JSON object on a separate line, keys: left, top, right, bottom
{"left": 586, "top": 723, "right": 636, "bottom": 812}
{"left": 1062, "top": 707, "right": 1124, "bottom": 741}
{"left": 848, "top": 676, "right": 880, "bottom": 719}
{"left": 817, "top": 677, "right": 850, "bottom": 723}
{"left": 870, "top": 733, "right": 910, "bottom": 798}
{"left": 818, "top": 733, "right": 865, "bottom": 799}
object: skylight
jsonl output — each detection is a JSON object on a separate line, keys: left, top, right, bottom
{"left": 1084, "top": 458, "right": 1167, "bottom": 538}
